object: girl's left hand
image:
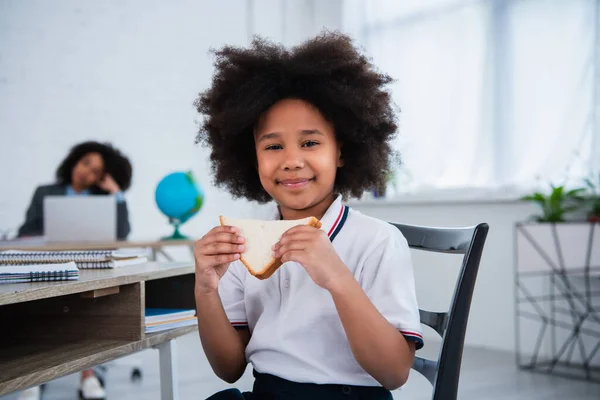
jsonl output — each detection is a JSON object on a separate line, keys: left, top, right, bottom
{"left": 98, "top": 174, "right": 121, "bottom": 194}
{"left": 272, "top": 225, "right": 351, "bottom": 291}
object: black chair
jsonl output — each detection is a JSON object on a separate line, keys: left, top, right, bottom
{"left": 389, "top": 222, "right": 489, "bottom": 400}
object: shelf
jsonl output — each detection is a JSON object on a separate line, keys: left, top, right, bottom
{"left": 0, "top": 325, "right": 197, "bottom": 395}
{"left": 0, "top": 262, "right": 194, "bottom": 306}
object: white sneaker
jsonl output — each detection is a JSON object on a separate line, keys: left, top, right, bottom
{"left": 78, "top": 376, "right": 106, "bottom": 400}
{"left": 17, "top": 386, "right": 40, "bottom": 400}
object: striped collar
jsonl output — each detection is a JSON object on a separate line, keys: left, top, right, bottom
{"left": 322, "top": 197, "right": 349, "bottom": 242}
{"left": 272, "top": 195, "right": 349, "bottom": 242}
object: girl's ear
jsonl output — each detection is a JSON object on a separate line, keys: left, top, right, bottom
{"left": 337, "top": 142, "right": 344, "bottom": 167}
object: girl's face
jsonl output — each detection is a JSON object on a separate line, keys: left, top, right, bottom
{"left": 254, "top": 98, "right": 343, "bottom": 220}
{"left": 71, "top": 152, "right": 105, "bottom": 190}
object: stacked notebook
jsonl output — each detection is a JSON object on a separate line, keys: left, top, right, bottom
{"left": 0, "top": 249, "right": 148, "bottom": 269}
{"left": 0, "top": 249, "right": 148, "bottom": 284}
{"left": 0, "top": 261, "right": 79, "bottom": 284}
{"left": 145, "top": 308, "right": 197, "bottom": 333}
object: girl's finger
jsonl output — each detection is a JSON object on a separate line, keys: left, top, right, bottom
{"left": 280, "top": 250, "right": 305, "bottom": 264}
{"left": 202, "top": 242, "right": 245, "bottom": 256}
{"left": 274, "top": 241, "right": 309, "bottom": 258}
{"left": 202, "top": 253, "right": 241, "bottom": 267}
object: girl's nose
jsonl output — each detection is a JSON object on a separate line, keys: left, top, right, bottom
{"left": 282, "top": 148, "right": 305, "bottom": 170}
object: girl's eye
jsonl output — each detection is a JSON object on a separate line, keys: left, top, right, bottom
{"left": 266, "top": 144, "right": 282, "bottom": 150}
{"left": 302, "top": 141, "right": 319, "bottom": 148}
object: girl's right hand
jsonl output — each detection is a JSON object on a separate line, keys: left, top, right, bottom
{"left": 194, "top": 225, "right": 245, "bottom": 295}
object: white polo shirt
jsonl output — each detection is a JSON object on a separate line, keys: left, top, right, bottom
{"left": 218, "top": 195, "right": 422, "bottom": 386}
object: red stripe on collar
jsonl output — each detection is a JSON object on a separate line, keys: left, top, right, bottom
{"left": 327, "top": 203, "right": 345, "bottom": 237}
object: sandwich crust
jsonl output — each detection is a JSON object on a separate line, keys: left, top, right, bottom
{"left": 219, "top": 216, "right": 322, "bottom": 279}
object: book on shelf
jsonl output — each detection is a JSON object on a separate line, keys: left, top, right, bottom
{"left": 0, "top": 249, "right": 148, "bottom": 269}
{"left": 144, "top": 308, "right": 197, "bottom": 333}
{"left": 0, "top": 261, "right": 79, "bottom": 284}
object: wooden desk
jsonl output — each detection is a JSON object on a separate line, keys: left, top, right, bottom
{"left": 0, "top": 262, "right": 197, "bottom": 399}
{"left": 0, "top": 239, "right": 197, "bottom": 261}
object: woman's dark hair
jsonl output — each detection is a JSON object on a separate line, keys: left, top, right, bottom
{"left": 195, "top": 31, "right": 399, "bottom": 203}
{"left": 56, "top": 141, "right": 133, "bottom": 192}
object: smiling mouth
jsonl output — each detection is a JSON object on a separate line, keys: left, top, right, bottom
{"left": 278, "top": 178, "right": 314, "bottom": 189}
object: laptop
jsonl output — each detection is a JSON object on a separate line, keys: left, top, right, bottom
{"left": 43, "top": 196, "right": 117, "bottom": 242}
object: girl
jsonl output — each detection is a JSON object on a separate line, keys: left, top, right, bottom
{"left": 18, "top": 140, "right": 132, "bottom": 240}
{"left": 193, "top": 32, "right": 422, "bottom": 400}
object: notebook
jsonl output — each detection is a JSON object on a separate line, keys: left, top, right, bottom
{"left": 145, "top": 317, "right": 198, "bottom": 333}
{"left": 0, "top": 262, "right": 79, "bottom": 284}
{"left": 144, "top": 308, "right": 197, "bottom": 333}
{"left": 0, "top": 250, "right": 148, "bottom": 269}
{"left": 74, "top": 257, "right": 148, "bottom": 269}
{"left": 145, "top": 308, "right": 197, "bottom": 324}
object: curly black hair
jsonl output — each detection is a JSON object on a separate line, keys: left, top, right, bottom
{"left": 195, "top": 31, "right": 398, "bottom": 203}
{"left": 56, "top": 141, "right": 133, "bottom": 193}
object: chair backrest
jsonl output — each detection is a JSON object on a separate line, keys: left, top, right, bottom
{"left": 389, "top": 222, "right": 489, "bottom": 400}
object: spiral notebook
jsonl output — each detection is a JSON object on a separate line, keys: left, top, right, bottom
{"left": 0, "top": 262, "right": 79, "bottom": 284}
{"left": 0, "top": 250, "right": 148, "bottom": 269}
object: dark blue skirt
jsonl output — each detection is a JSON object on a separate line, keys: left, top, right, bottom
{"left": 206, "top": 371, "right": 393, "bottom": 400}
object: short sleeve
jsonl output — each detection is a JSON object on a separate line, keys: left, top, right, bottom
{"left": 217, "top": 261, "right": 248, "bottom": 329}
{"left": 360, "top": 225, "right": 423, "bottom": 349}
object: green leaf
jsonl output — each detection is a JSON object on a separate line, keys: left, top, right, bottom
{"left": 566, "top": 188, "right": 586, "bottom": 197}
{"left": 521, "top": 193, "right": 546, "bottom": 204}
{"left": 548, "top": 187, "right": 563, "bottom": 214}
{"left": 584, "top": 178, "right": 595, "bottom": 190}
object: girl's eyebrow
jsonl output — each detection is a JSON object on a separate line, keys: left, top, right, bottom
{"left": 257, "top": 132, "right": 280, "bottom": 142}
{"left": 257, "top": 129, "right": 323, "bottom": 142}
{"left": 300, "top": 129, "right": 323, "bottom": 136}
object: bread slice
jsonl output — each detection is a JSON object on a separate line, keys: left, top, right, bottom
{"left": 219, "top": 215, "right": 322, "bottom": 279}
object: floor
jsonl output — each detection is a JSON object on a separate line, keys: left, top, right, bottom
{"left": 2, "top": 332, "right": 599, "bottom": 400}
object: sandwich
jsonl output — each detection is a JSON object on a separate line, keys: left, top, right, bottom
{"left": 219, "top": 215, "right": 322, "bottom": 279}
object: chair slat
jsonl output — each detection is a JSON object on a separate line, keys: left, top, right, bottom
{"left": 390, "top": 223, "right": 474, "bottom": 254}
{"left": 412, "top": 356, "right": 438, "bottom": 385}
{"left": 419, "top": 309, "right": 448, "bottom": 336}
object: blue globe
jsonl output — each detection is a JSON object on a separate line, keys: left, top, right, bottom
{"left": 155, "top": 171, "right": 204, "bottom": 239}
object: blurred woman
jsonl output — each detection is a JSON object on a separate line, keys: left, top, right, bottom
{"left": 18, "top": 141, "right": 132, "bottom": 239}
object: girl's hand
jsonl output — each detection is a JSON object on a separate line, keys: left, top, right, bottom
{"left": 272, "top": 225, "right": 351, "bottom": 291}
{"left": 98, "top": 174, "right": 121, "bottom": 194}
{"left": 194, "top": 225, "right": 245, "bottom": 295}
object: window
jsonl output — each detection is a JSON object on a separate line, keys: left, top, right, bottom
{"left": 344, "top": 0, "right": 598, "bottom": 196}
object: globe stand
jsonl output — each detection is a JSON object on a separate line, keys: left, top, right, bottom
{"left": 162, "top": 220, "right": 189, "bottom": 241}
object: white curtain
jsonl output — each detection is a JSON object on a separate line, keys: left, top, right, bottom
{"left": 507, "top": 0, "right": 595, "bottom": 186}
{"left": 343, "top": 0, "right": 598, "bottom": 196}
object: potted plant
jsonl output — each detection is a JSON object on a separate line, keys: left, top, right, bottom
{"left": 520, "top": 184, "right": 586, "bottom": 222}
{"left": 582, "top": 172, "right": 600, "bottom": 222}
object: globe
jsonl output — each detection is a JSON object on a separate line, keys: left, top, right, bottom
{"left": 155, "top": 171, "right": 204, "bottom": 240}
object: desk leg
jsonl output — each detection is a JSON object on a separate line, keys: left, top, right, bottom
{"left": 158, "top": 339, "right": 179, "bottom": 400}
